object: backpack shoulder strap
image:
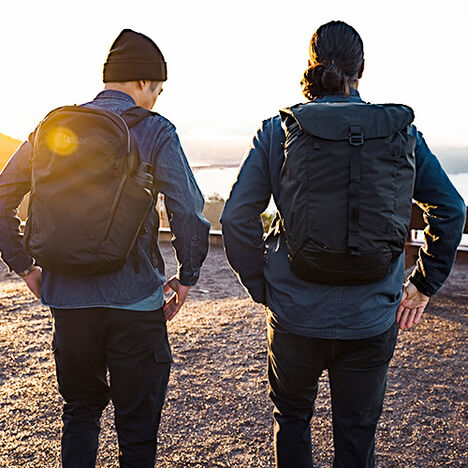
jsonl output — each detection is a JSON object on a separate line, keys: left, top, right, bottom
{"left": 120, "top": 106, "right": 159, "bottom": 128}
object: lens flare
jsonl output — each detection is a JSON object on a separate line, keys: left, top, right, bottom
{"left": 46, "top": 126, "right": 80, "bottom": 156}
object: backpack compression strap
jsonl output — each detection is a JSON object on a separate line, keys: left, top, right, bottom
{"left": 120, "top": 106, "right": 157, "bottom": 127}
{"left": 347, "top": 125, "right": 364, "bottom": 257}
{"left": 118, "top": 106, "right": 157, "bottom": 274}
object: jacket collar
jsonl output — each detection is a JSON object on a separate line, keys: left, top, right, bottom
{"left": 94, "top": 89, "right": 136, "bottom": 105}
{"left": 313, "top": 87, "right": 362, "bottom": 103}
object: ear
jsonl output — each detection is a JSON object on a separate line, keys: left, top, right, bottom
{"left": 137, "top": 80, "right": 146, "bottom": 90}
{"left": 358, "top": 60, "right": 365, "bottom": 79}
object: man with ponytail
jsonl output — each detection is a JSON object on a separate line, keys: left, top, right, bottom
{"left": 222, "top": 20, "right": 465, "bottom": 468}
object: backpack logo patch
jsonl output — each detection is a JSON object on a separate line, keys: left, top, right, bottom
{"left": 46, "top": 126, "right": 87, "bottom": 156}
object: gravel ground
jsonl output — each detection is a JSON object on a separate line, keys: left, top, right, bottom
{"left": 0, "top": 245, "right": 467, "bottom": 467}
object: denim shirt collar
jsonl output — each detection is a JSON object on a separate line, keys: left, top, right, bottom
{"left": 94, "top": 89, "right": 136, "bottom": 105}
{"left": 313, "top": 87, "right": 362, "bottom": 103}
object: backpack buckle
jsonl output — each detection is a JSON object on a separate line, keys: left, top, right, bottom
{"left": 348, "top": 126, "right": 364, "bottom": 146}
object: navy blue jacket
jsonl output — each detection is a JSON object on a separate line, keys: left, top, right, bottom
{"left": 221, "top": 90, "right": 466, "bottom": 339}
{"left": 0, "top": 90, "right": 210, "bottom": 308}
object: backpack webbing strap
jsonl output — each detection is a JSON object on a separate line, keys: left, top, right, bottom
{"left": 120, "top": 106, "right": 156, "bottom": 128}
{"left": 347, "top": 125, "right": 364, "bottom": 256}
{"left": 119, "top": 106, "right": 156, "bottom": 274}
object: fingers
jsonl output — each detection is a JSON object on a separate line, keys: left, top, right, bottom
{"left": 397, "top": 306, "right": 410, "bottom": 330}
{"left": 405, "top": 305, "right": 425, "bottom": 329}
{"left": 29, "top": 287, "right": 41, "bottom": 299}
{"left": 163, "top": 277, "right": 179, "bottom": 295}
{"left": 397, "top": 306, "right": 425, "bottom": 330}
{"left": 165, "top": 303, "right": 181, "bottom": 321}
{"left": 177, "top": 284, "right": 190, "bottom": 302}
{"left": 167, "top": 277, "right": 179, "bottom": 292}
{"left": 163, "top": 292, "right": 182, "bottom": 321}
{"left": 163, "top": 278, "right": 189, "bottom": 321}
{"left": 163, "top": 295, "right": 176, "bottom": 318}
{"left": 413, "top": 307, "right": 425, "bottom": 326}
{"left": 29, "top": 285, "right": 40, "bottom": 299}
{"left": 396, "top": 303, "right": 405, "bottom": 323}
{"left": 404, "top": 307, "right": 418, "bottom": 329}
{"left": 163, "top": 294, "right": 175, "bottom": 309}
{"left": 163, "top": 297, "right": 181, "bottom": 321}
{"left": 396, "top": 286, "right": 408, "bottom": 323}
{"left": 23, "top": 277, "right": 41, "bottom": 299}
{"left": 176, "top": 289, "right": 189, "bottom": 309}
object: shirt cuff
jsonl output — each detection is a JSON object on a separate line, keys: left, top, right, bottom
{"left": 10, "top": 254, "right": 34, "bottom": 276}
{"left": 177, "top": 268, "right": 200, "bottom": 287}
{"left": 246, "top": 279, "right": 267, "bottom": 305}
{"left": 408, "top": 269, "right": 437, "bottom": 297}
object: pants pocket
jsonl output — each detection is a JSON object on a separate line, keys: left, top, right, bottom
{"left": 152, "top": 345, "right": 173, "bottom": 364}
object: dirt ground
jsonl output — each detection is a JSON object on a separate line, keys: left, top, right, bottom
{"left": 0, "top": 244, "right": 467, "bottom": 467}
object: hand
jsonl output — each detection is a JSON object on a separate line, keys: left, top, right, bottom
{"left": 396, "top": 281, "right": 430, "bottom": 330}
{"left": 22, "top": 267, "right": 42, "bottom": 299}
{"left": 163, "top": 276, "right": 190, "bottom": 321}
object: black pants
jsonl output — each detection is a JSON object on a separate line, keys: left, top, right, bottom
{"left": 267, "top": 320, "right": 398, "bottom": 468}
{"left": 51, "top": 307, "right": 172, "bottom": 468}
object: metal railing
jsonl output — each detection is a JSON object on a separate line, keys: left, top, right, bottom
{"left": 174, "top": 203, "right": 468, "bottom": 269}
{"left": 20, "top": 204, "right": 468, "bottom": 267}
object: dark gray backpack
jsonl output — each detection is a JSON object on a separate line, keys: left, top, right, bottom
{"left": 24, "top": 105, "right": 155, "bottom": 275}
{"left": 279, "top": 101, "right": 416, "bottom": 285}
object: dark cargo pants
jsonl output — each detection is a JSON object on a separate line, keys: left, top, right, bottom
{"left": 267, "top": 320, "right": 398, "bottom": 468}
{"left": 51, "top": 306, "right": 172, "bottom": 468}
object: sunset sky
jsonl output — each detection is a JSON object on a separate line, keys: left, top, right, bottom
{"left": 1, "top": 0, "right": 467, "bottom": 151}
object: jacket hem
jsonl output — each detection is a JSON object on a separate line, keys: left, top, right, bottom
{"left": 268, "top": 309, "right": 398, "bottom": 340}
{"left": 41, "top": 284, "right": 164, "bottom": 310}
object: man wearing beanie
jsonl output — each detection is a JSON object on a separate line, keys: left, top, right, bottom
{"left": 104, "top": 29, "right": 168, "bottom": 83}
{"left": 0, "top": 29, "right": 210, "bottom": 467}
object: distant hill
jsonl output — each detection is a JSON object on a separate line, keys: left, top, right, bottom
{"left": 433, "top": 146, "right": 468, "bottom": 174}
{"left": 0, "top": 133, "right": 27, "bottom": 219}
{"left": 0, "top": 133, "right": 22, "bottom": 170}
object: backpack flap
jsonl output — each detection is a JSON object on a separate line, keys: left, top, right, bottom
{"left": 281, "top": 102, "right": 414, "bottom": 141}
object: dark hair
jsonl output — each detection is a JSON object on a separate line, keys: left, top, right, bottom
{"left": 301, "top": 21, "right": 364, "bottom": 100}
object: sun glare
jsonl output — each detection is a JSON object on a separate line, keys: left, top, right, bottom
{"left": 45, "top": 127, "right": 79, "bottom": 156}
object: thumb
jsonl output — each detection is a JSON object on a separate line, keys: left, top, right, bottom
{"left": 167, "top": 277, "right": 179, "bottom": 293}
{"left": 399, "top": 285, "right": 408, "bottom": 305}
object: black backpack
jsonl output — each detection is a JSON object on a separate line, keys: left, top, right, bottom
{"left": 278, "top": 101, "right": 416, "bottom": 285}
{"left": 24, "top": 105, "right": 155, "bottom": 276}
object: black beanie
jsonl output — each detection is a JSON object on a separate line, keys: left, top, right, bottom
{"left": 103, "top": 29, "right": 167, "bottom": 83}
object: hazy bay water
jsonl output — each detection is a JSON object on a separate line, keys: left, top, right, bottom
{"left": 193, "top": 166, "right": 468, "bottom": 204}
{"left": 193, "top": 167, "right": 468, "bottom": 244}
